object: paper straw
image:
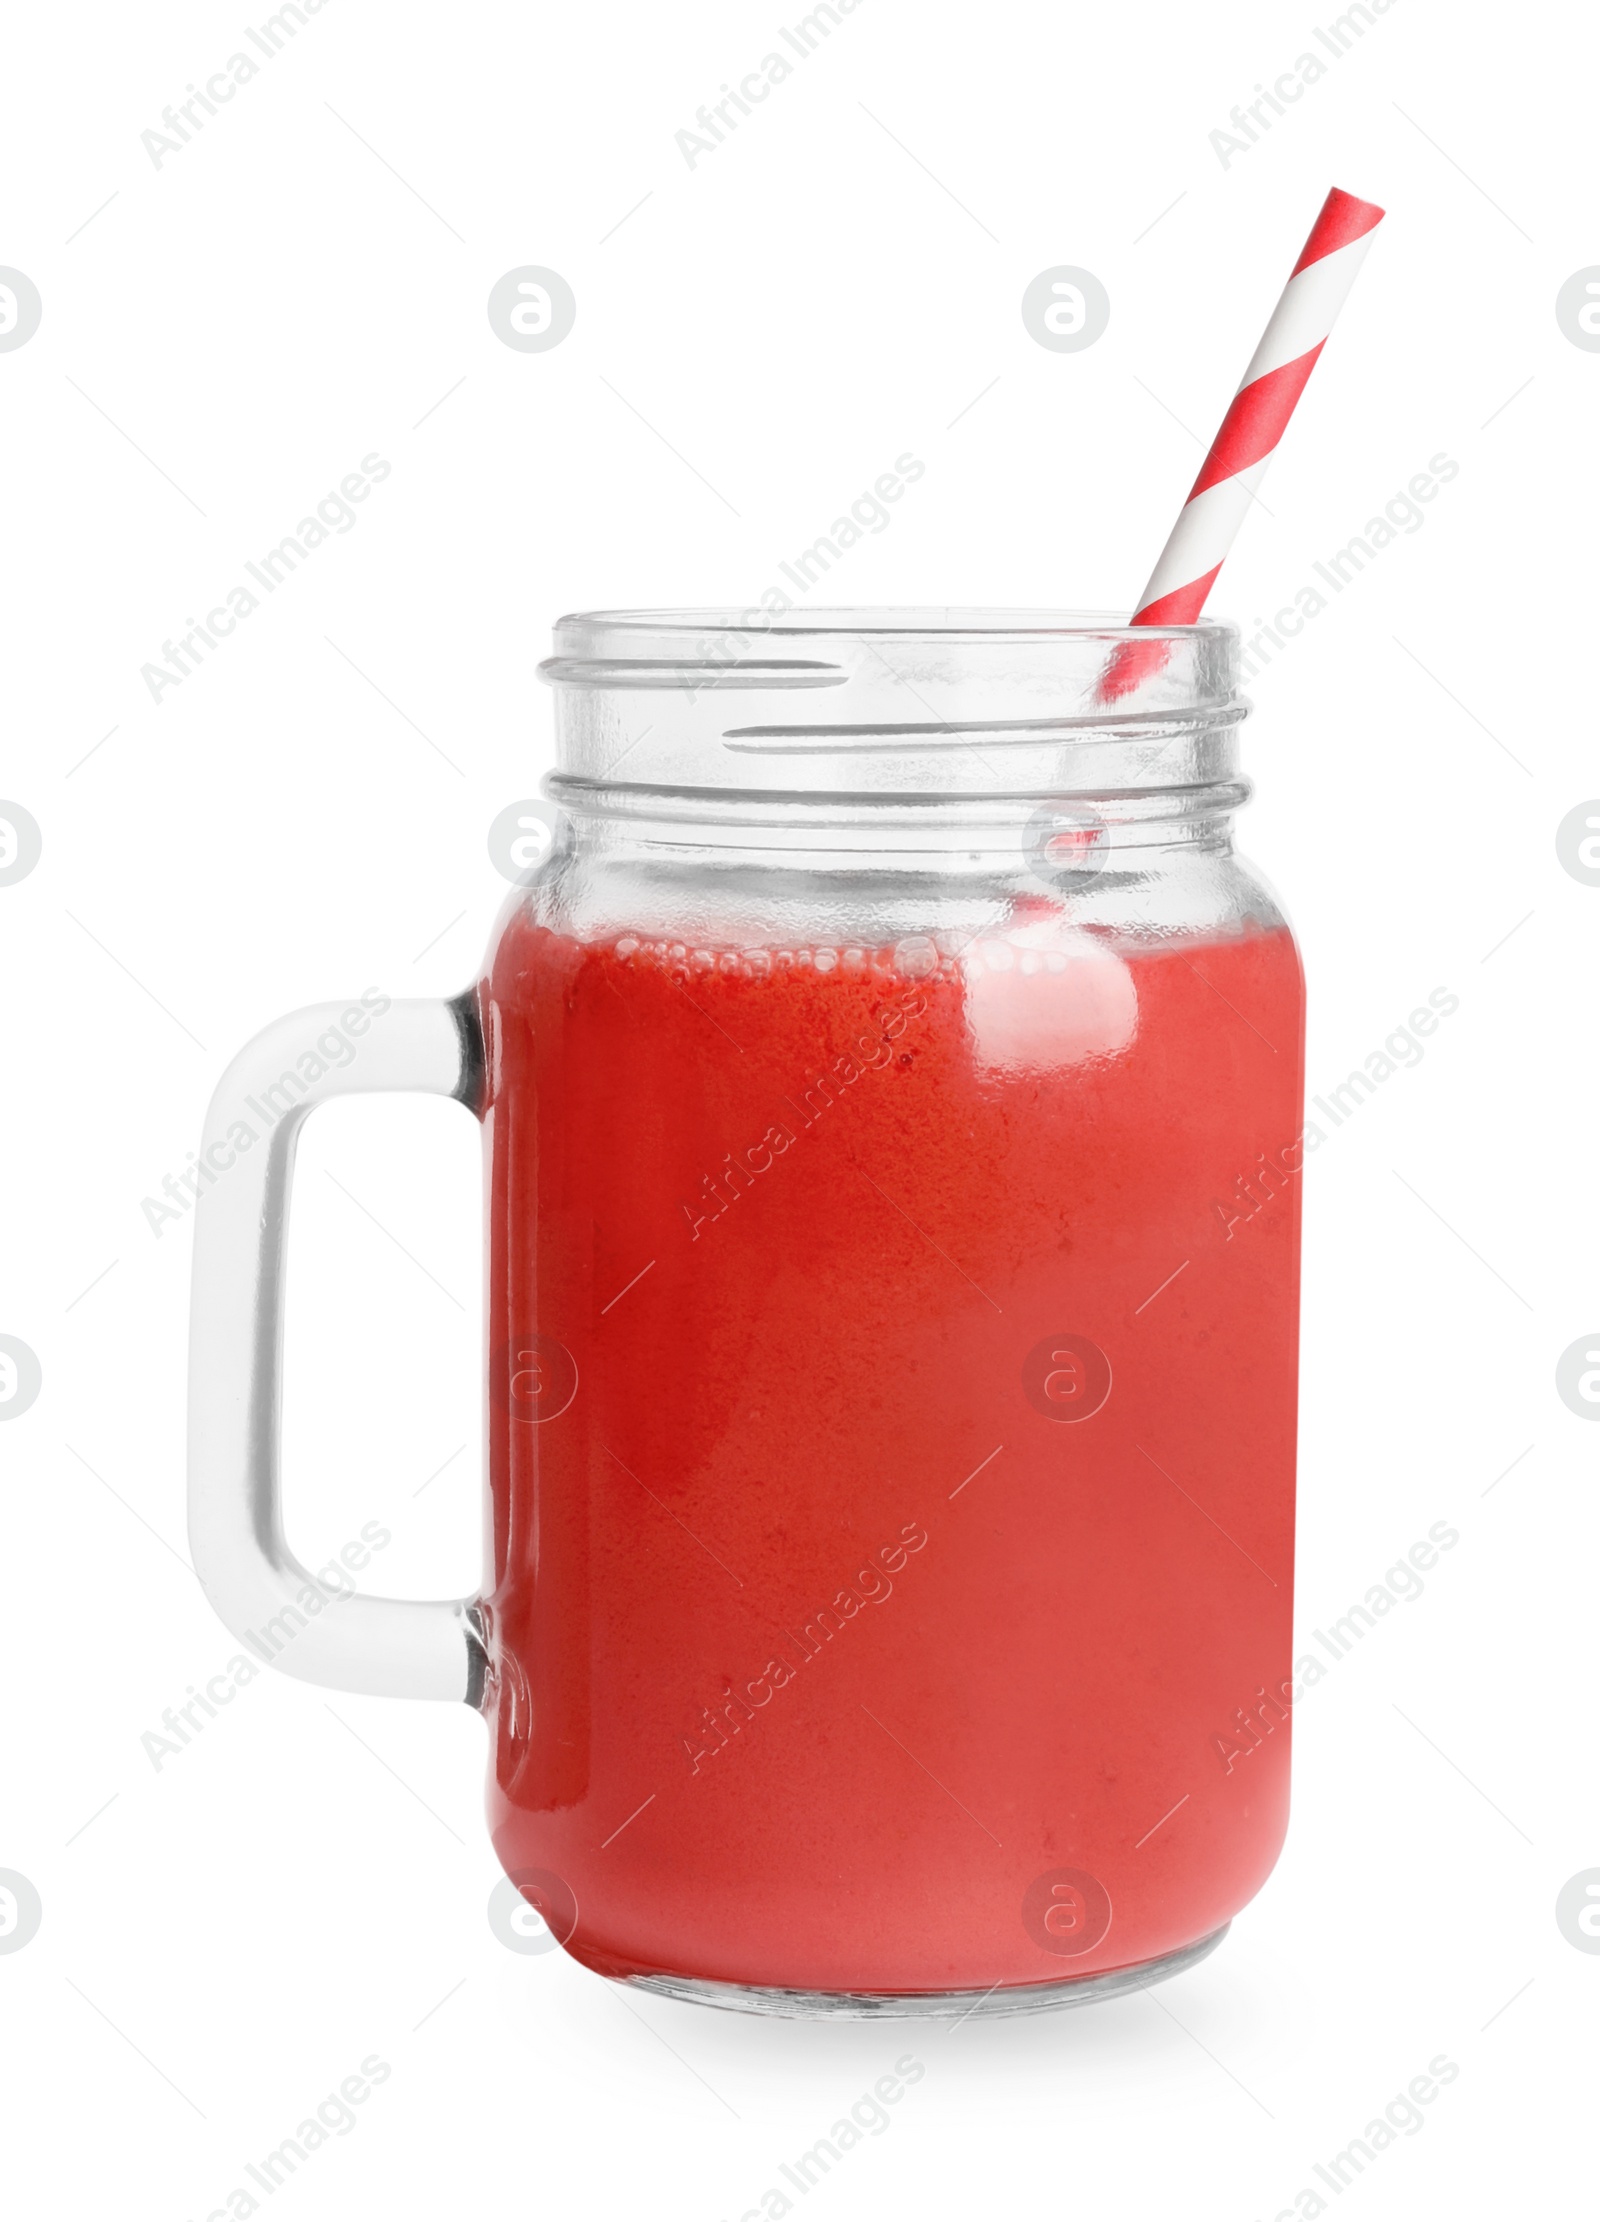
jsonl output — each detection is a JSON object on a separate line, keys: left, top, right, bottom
{"left": 1101, "top": 186, "right": 1385, "bottom": 701}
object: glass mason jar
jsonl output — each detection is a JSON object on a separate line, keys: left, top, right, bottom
{"left": 189, "top": 608, "right": 1305, "bottom": 2019}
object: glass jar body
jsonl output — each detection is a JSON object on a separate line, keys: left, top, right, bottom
{"left": 478, "top": 790, "right": 1305, "bottom": 2003}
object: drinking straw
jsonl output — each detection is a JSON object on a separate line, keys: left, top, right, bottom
{"left": 1100, "top": 186, "right": 1385, "bottom": 701}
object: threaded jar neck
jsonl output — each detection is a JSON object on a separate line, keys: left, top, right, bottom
{"left": 538, "top": 608, "right": 1247, "bottom": 819}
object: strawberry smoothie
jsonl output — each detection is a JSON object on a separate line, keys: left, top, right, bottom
{"left": 480, "top": 903, "right": 1304, "bottom": 1998}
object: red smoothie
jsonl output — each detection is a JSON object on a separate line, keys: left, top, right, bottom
{"left": 481, "top": 901, "right": 1304, "bottom": 1996}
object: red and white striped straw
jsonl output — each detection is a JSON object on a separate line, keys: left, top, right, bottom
{"left": 1101, "top": 186, "right": 1384, "bottom": 699}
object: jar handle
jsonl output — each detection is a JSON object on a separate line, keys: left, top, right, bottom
{"left": 186, "top": 993, "right": 487, "bottom": 1703}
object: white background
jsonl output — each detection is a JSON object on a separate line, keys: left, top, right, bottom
{"left": 0, "top": 0, "right": 1593, "bottom": 2215}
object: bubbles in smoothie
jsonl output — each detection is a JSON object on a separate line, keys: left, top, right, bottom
{"left": 893, "top": 935, "right": 939, "bottom": 978}
{"left": 604, "top": 931, "right": 972, "bottom": 988}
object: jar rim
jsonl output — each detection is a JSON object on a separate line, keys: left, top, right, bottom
{"left": 538, "top": 607, "right": 1243, "bottom": 802}
{"left": 551, "top": 605, "right": 1235, "bottom": 643}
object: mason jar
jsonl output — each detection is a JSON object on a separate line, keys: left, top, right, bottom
{"left": 189, "top": 608, "right": 1305, "bottom": 2019}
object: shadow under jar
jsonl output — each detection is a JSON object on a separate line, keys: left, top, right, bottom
{"left": 480, "top": 608, "right": 1305, "bottom": 2016}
